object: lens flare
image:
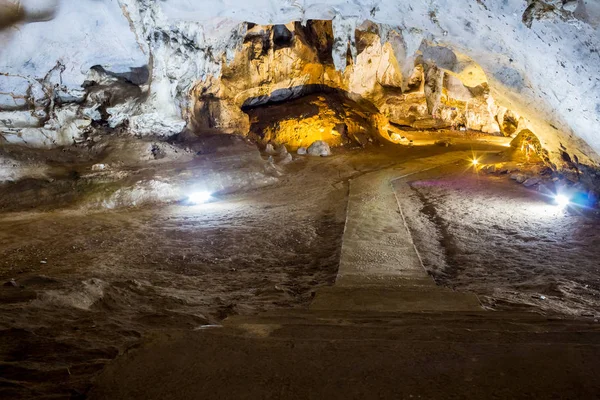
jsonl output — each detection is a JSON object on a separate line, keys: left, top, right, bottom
{"left": 471, "top": 159, "right": 479, "bottom": 166}
{"left": 555, "top": 194, "right": 570, "bottom": 208}
{"left": 188, "top": 191, "right": 212, "bottom": 205}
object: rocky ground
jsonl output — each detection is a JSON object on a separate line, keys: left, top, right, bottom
{"left": 397, "top": 155, "right": 600, "bottom": 318}
{"left": 0, "top": 136, "right": 342, "bottom": 398}
{"left": 0, "top": 135, "right": 599, "bottom": 398}
{"left": 0, "top": 136, "right": 444, "bottom": 398}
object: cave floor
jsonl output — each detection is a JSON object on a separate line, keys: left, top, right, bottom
{"left": 90, "top": 147, "right": 600, "bottom": 399}
{"left": 1, "top": 141, "right": 600, "bottom": 398}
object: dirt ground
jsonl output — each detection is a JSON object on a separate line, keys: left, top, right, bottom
{"left": 0, "top": 138, "right": 599, "bottom": 398}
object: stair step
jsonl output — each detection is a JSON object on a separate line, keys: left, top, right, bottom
{"left": 309, "top": 285, "right": 482, "bottom": 312}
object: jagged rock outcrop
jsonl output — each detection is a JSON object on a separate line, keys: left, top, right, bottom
{"left": 190, "top": 20, "right": 504, "bottom": 148}
{"left": 189, "top": 21, "right": 344, "bottom": 134}
{"left": 245, "top": 91, "right": 389, "bottom": 149}
{"left": 0, "top": 0, "right": 598, "bottom": 171}
{"left": 522, "top": 0, "right": 582, "bottom": 28}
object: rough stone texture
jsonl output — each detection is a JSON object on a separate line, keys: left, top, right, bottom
{"left": 0, "top": 0, "right": 598, "bottom": 170}
{"left": 0, "top": 0, "right": 148, "bottom": 143}
{"left": 307, "top": 140, "right": 331, "bottom": 157}
{"left": 245, "top": 92, "right": 388, "bottom": 149}
{"left": 193, "top": 21, "right": 503, "bottom": 143}
{"left": 523, "top": 177, "right": 541, "bottom": 187}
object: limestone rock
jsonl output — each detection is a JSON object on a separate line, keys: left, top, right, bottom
{"left": 523, "top": 177, "right": 541, "bottom": 187}
{"left": 0, "top": 0, "right": 598, "bottom": 169}
{"left": 510, "top": 173, "right": 528, "bottom": 184}
{"left": 264, "top": 144, "right": 276, "bottom": 154}
{"left": 297, "top": 147, "right": 307, "bottom": 155}
{"left": 390, "top": 133, "right": 402, "bottom": 142}
{"left": 128, "top": 114, "right": 186, "bottom": 137}
{"left": 307, "top": 141, "right": 331, "bottom": 157}
{"left": 277, "top": 145, "right": 288, "bottom": 155}
{"left": 92, "top": 164, "right": 108, "bottom": 171}
{"left": 0, "top": 111, "right": 42, "bottom": 130}
{"left": 191, "top": 21, "right": 503, "bottom": 144}
{"left": 562, "top": 0, "right": 578, "bottom": 13}
{"left": 263, "top": 161, "right": 283, "bottom": 177}
{"left": 82, "top": 66, "right": 144, "bottom": 128}
{"left": 245, "top": 92, "right": 388, "bottom": 150}
{"left": 277, "top": 152, "right": 293, "bottom": 165}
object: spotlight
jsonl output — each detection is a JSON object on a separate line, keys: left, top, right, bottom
{"left": 187, "top": 191, "right": 212, "bottom": 205}
{"left": 555, "top": 194, "right": 570, "bottom": 208}
{"left": 471, "top": 158, "right": 479, "bottom": 166}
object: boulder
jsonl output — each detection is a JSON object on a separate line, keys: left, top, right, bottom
{"left": 390, "top": 133, "right": 402, "bottom": 142}
{"left": 264, "top": 144, "right": 276, "bottom": 154}
{"left": 277, "top": 144, "right": 288, "bottom": 155}
{"left": 297, "top": 147, "right": 307, "bottom": 155}
{"left": 92, "top": 164, "right": 108, "bottom": 171}
{"left": 510, "top": 173, "right": 528, "bottom": 184}
{"left": 307, "top": 141, "right": 331, "bottom": 157}
{"left": 277, "top": 153, "right": 293, "bottom": 165}
{"left": 523, "top": 177, "right": 541, "bottom": 187}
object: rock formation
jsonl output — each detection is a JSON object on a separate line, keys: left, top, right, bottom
{"left": 0, "top": 0, "right": 598, "bottom": 170}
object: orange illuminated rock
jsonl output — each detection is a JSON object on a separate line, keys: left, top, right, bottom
{"left": 189, "top": 20, "right": 515, "bottom": 148}
{"left": 245, "top": 92, "right": 389, "bottom": 150}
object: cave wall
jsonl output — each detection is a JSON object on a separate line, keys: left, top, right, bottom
{"left": 0, "top": 0, "right": 148, "bottom": 146}
{"left": 190, "top": 20, "right": 503, "bottom": 146}
{"left": 0, "top": 0, "right": 598, "bottom": 169}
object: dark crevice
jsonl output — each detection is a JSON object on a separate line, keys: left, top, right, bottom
{"left": 273, "top": 24, "right": 294, "bottom": 50}
{"left": 240, "top": 84, "right": 380, "bottom": 113}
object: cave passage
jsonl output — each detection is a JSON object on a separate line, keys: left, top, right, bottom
{"left": 1, "top": 3, "right": 600, "bottom": 399}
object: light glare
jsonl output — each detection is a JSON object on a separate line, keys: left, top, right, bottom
{"left": 471, "top": 159, "right": 479, "bottom": 166}
{"left": 555, "top": 194, "right": 570, "bottom": 208}
{"left": 188, "top": 191, "right": 212, "bottom": 205}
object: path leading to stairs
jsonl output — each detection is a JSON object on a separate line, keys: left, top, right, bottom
{"left": 311, "top": 152, "right": 481, "bottom": 312}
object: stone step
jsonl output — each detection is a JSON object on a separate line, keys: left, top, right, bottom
{"left": 335, "top": 275, "right": 437, "bottom": 288}
{"left": 310, "top": 285, "right": 482, "bottom": 312}
{"left": 221, "top": 309, "right": 600, "bottom": 344}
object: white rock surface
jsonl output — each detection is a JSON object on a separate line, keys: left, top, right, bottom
{"left": 0, "top": 0, "right": 146, "bottom": 98}
{"left": 307, "top": 140, "right": 331, "bottom": 157}
{"left": 0, "top": 0, "right": 598, "bottom": 166}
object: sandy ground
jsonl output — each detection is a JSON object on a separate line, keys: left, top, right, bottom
{"left": 0, "top": 138, "right": 599, "bottom": 398}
